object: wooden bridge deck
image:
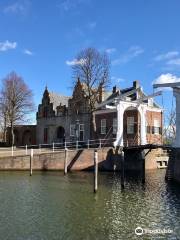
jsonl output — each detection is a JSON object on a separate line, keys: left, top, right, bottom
{"left": 123, "top": 144, "right": 173, "bottom": 151}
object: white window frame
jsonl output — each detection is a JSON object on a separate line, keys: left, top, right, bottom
{"left": 101, "top": 119, "right": 106, "bottom": 135}
{"left": 154, "top": 119, "right": 160, "bottom": 135}
{"left": 79, "top": 124, "right": 84, "bottom": 131}
{"left": 113, "top": 118, "right": 117, "bottom": 134}
{"left": 127, "top": 117, "right": 134, "bottom": 134}
{"left": 70, "top": 124, "right": 76, "bottom": 136}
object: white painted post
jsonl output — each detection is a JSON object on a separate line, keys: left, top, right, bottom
{"left": 53, "top": 142, "right": 54, "bottom": 152}
{"left": 94, "top": 150, "right": 98, "bottom": 193}
{"left": 30, "top": 149, "right": 33, "bottom": 176}
{"left": 121, "top": 150, "right": 125, "bottom": 189}
{"left": 26, "top": 145, "right": 28, "bottom": 155}
{"left": 76, "top": 141, "right": 78, "bottom": 150}
{"left": 99, "top": 139, "right": 101, "bottom": 148}
{"left": 11, "top": 146, "right": 14, "bottom": 156}
{"left": 87, "top": 139, "right": 89, "bottom": 149}
{"left": 64, "top": 140, "right": 66, "bottom": 150}
{"left": 64, "top": 148, "right": 68, "bottom": 175}
{"left": 139, "top": 107, "right": 147, "bottom": 145}
{"left": 114, "top": 102, "right": 124, "bottom": 147}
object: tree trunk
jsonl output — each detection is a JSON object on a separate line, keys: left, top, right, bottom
{"left": 11, "top": 122, "right": 14, "bottom": 146}
{"left": 3, "top": 128, "right": 7, "bottom": 142}
{"left": 90, "top": 112, "right": 97, "bottom": 139}
{"left": 3, "top": 116, "right": 7, "bottom": 142}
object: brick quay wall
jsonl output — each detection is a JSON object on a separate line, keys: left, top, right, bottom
{"left": 0, "top": 147, "right": 160, "bottom": 171}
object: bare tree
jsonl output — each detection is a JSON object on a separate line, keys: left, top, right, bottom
{"left": 163, "top": 109, "right": 176, "bottom": 145}
{"left": 0, "top": 71, "right": 34, "bottom": 145}
{"left": 72, "top": 47, "right": 110, "bottom": 135}
{"left": 0, "top": 98, "right": 8, "bottom": 142}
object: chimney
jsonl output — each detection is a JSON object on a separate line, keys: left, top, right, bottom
{"left": 112, "top": 86, "right": 117, "bottom": 93}
{"left": 133, "top": 80, "right": 140, "bottom": 89}
{"left": 99, "top": 84, "right": 104, "bottom": 102}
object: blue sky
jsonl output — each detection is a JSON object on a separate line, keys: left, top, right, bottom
{"left": 1, "top": 0, "right": 180, "bottom": 120}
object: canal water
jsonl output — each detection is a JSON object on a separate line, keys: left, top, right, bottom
{"left": 0, "top": 170, "right": 180, "bottom": 240}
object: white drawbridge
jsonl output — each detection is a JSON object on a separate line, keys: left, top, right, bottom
{"left": 153, "top": 82, "right": 180, "bottom": 148}
{"left": 97, "top": 88, "right": 162, "bottom": 147}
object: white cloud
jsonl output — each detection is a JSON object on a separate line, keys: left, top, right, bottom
{"left": 3, "top": 0, "right": 31, "bottom": 15}
{"left": 23, "top": 49, "right": 33, "bottom": 55}
{"left": 154, "top": 51, "right": 179, "bottom": 61}
{"left": 58, "top": 0, "right": 90, "bottom": 11}
{"left": 153, "top": 73, "right": 180, "bottom": 85}
{"left": 0, "top": 40, "right": 17, "bottom": 51}
{"left": 66, "top": 58, "right": 86, "bottom": 66}
{"left": 112, "top": 45, "right": 144, "bottom": 65}
{"left": 106, "top": 48, "right": 116, "bottom": 54}
{"left": 111, "top": 76, "right": 125, "bottom": 83}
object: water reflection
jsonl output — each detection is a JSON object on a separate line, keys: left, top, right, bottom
{"left": 0, "top": 170, "right": 179, "bottom": 240}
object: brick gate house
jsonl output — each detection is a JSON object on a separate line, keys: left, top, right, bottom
{"left": 36, "top": 79, "right": 163, "bottom": 146}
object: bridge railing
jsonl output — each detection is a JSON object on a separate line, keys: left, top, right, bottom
{"left": 0, "top": 138, "right": 117, "bottom": 157}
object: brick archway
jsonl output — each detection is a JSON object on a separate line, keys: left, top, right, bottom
{"left": 123, "top": 107, "right": 141, "bottom": 146}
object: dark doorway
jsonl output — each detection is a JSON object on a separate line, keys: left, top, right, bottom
{"left": 57, "top": 126, "right": 65, "bottom": 141}
{"left": 79, "top": 124, "right": 84, "bottom": 141}
{"left": 22, "top": 130, "right": 32, "bottom": 145}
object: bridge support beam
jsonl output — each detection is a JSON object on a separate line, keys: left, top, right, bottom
{"left": 173, "top": 89, "right": 180, "bottom": 148}
{"left": 138, "top": 106, "right": 147, "bottom": 145}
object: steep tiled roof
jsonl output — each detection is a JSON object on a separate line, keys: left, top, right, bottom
{"left": 49, "top": 92, "right": 70, "bottom": 111}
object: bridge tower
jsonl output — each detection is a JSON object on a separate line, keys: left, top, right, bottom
{"left": 153, "top": 82, "right": 180, "bottom": 148}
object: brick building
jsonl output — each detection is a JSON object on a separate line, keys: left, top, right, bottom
{"left": 6, "top": 125, "right": 36, "bottom": 146}
{"left": 36, "top": 80, "right": 163, "bottom": 147}
{"left": 4, "top": 79, "right": 163, "bottom": 147}
{"left": 95, "top": 81, "right": 163, "bottom": 146}
{"left": 36, "top": 80, "right": 92, "bottom": 144}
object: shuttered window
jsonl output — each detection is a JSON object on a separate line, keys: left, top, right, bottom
{"left": 101, "top": 119, "right": 106, "bottom": 134}
{"left": 127, "top": 117, "right": 134, "bottom": 134}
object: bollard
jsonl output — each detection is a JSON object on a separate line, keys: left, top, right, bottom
{"left": 99, "top": 139, "right": 101, "bottom": 149}
{"left": 11, "top": 146, "right": 14, "bottom": 157}
{"left": 64, "top": 148, "right": 68, "bottom": 175}
{"left": 121, "top": 150, "right": 125, "bottom": 189}
{"left": 26, "top": 145, "right": 28, "bottom": 155}
{"left": 53, "top": 142, "right": 54, "bottom": 153}
{"left": 76, "top": 141, "right": 78, "bottom": 150}
{"left": 87, "top": 139, "right": 90, "bottom": 149}
{"left": 30, "top": 148, "right": 33, "bottom": 176}
{"left": 94, "top": 150, "right": 98, "bottom": 193}
{"left": 39, "top": 144, "right": 41, "bottom": 154}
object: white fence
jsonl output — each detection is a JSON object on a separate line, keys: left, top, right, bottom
{"left": 0, "top": 138, "right": 116, "bottom": 157}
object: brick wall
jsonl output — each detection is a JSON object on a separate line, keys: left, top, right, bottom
{"left": 0, "top": 147, "right": 160, "bottom": 171}
{"left": 95, "top": 112, "right": 117, "bottom": 140}
{"left": 146, "top": 111, "right": 163, "bottom": 144}
{"left": 95, "top": 109, "right": 163, "bottom": 146}
{"left": 123, "top": 110, "right": 140, "bottom": 146}
{"left": 6, "top": 125, "right": 36, "bottom": 146}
